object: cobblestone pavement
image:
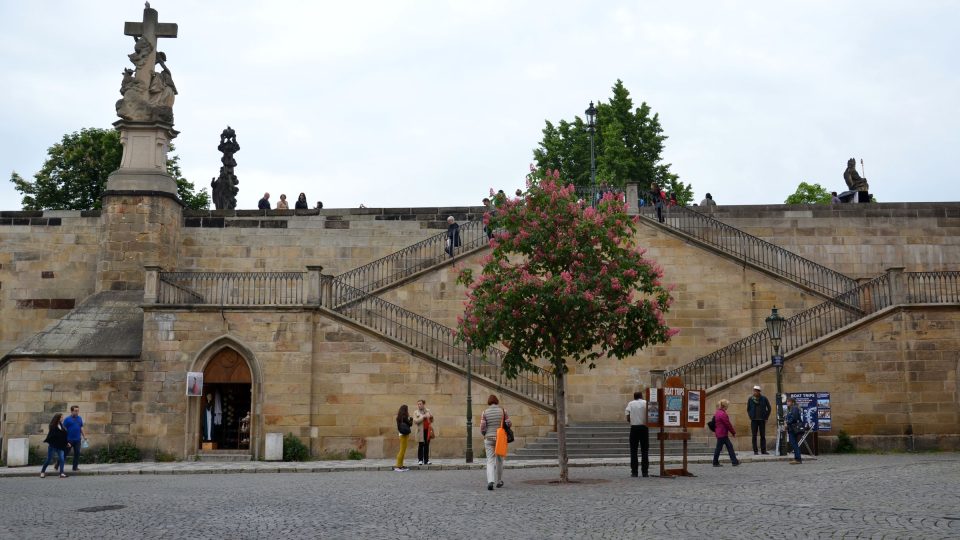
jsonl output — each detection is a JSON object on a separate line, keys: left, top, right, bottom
{"left": 1, "top": 454, "right": 958, "bottom": 539}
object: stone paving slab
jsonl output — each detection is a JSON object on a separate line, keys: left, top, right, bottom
{"left": 0, "top": 454, "right": 957, "bottom": 539}
{"left": 1, "top": 453, "right": 792, "bottom": 478}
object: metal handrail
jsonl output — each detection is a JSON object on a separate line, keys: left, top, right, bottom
{"left": 331, "top": 280, "right": 555, "bottom": 409}
{"left": 665, "top": 275, "right": 893, "bottom": 389}
{"left": 157, "top": 272, "right": 305, "bottom": 305}
{"left": 639, "top": 205, "right": 858, "bottom": 298}
{"left": 906, "top": 271, "right": 960, "bottom": 303}
{"left": 332, "top": 219, "right": 489, "bottom": 305}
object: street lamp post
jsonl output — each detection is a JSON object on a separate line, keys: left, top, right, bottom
{"left": 765, "top": 306, "right": 786, "bottom": 456}
{"left": 465, "top": 355, "right": 473, "bottom": 463}
{"left": 585, "top": 101, "right": 597, "bottom": 189}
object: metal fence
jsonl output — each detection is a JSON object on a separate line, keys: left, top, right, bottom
{"left": 332, "top": 219, "right": 489, "bottom": 306}
{"left": 639, "top": 205, "right": 858, "bottom": 298}
{"left": 906, "top": 271, "right": 960, "bottom": 303}
{"left": 331, "top": 280, "right": 555, "bottom": 408}
{"left": 665, "top": 274, "right": 893, "bottom": 389}
{"left": 574, "top": 186, "right": 625, "bottom": 207}
{"left": 157, "top": 272, "right": 305, "bottom": 305}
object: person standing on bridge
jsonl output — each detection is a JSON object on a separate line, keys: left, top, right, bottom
{"left": 625, "top": 390, "right": 650, "bottom": 477}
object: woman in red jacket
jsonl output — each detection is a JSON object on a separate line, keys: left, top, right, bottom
{"left": 712, "top": 399, "right": 741, "bottom": 467}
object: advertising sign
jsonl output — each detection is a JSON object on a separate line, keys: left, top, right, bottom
{"left": 785, "top": 391, "right": 830, "bottom": 432}
{"left": 686, "top": 389, "right": 705, "bottom": 427}
{"left": 663, "top": 387, "right": 684, "bottom": 427}
{"left": 646, "top": 388, "right": 660, "bottom": 426}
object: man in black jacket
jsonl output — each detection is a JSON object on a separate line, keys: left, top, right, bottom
{"left": 747, "top": 385, "right": 772, "bottom": 455}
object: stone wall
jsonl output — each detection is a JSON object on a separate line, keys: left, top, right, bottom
{"left": 0, "top": 211, "right": 101, "bottom": 357}
{"left": 706, "top": 306, "right": 960, "bottom": 452}
{"left": 97, "top": 194, "right": 182, "bottom": 292}
{"left": 691, "top": 203, "right": 960, "bottom": 277}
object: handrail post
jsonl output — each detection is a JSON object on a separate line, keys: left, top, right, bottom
{"left": 886, "top": 267, "right": 906, "bottom": 305}
{"left": 320, "top": 273, "right": 334, "bottom": 308}
{"left": 144, "top": 265, "right": 162, "bottom": 304}
{"left": 306, "top": 265, "right": 324, "bottom": 305}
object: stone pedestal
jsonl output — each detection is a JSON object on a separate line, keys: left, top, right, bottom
{"left": 7, "top": 438, "right": 29, "bottom": 467}
{"left": 265, "top": 433, "right": 283, "bottom": 461}
{"left": 105, "top": 121, "right": 179, "bottom": 195}
{"left": 96, "top": 121, "right": 183, "bottom": 292}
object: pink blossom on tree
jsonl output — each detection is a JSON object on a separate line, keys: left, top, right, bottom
{"left": 456, "top": 167, "right": 675, "bottom": 482}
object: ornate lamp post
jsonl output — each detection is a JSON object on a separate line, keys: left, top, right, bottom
{"left": 465, "top": 355, "right": 473, "bottom": 463}
{"left": 765, "top": 306, "right": 786, "bottom": 455}
{"left": 585, "top": 101, "right": 598, "bottom": 189}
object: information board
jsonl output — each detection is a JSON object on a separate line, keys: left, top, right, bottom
{"left": 686, "top": 389, "right": 705, "bottom": 428}
{"left": 663, "top": 387, "right": 684, "bottom": 427}
{"left": 785, "top": 391, "right": 830, "bottom": 432}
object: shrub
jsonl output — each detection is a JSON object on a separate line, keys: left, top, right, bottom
{"left": 154, "top": 450, "right": 178, "bottom": 463}
{"left": 347, "top": 449, "right": 364, "bottom": 460}
{"left": 283, "top": 433, "right": 310, "bottom": 462}
{"left": 835, "top": 430, "right": 856, "bottom": 453}
{"left": 29, "top": 445, "right": 46, "bottom": 466}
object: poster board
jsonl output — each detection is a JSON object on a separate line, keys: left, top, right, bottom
{"left": 685, "top": 389, "right": 706, "bottom": 428}
{"left": 186, "top": 372, "right": 204, "bottom": 396}
{"left": 645, "top": 388, "right": 660, "bottom": 427}
{"left": 663, "top": 386, "right": 684, "bottom": 427}
{"left": 785, "top": 391, "right": 830, "bottom": 432}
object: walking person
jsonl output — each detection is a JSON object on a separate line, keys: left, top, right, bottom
{"left": 747, "top": 385, "right": 771, "bottom": 455}
{"left": 413, "top": 399, "right": 434, "bottom": 466}
{"left": 63, "top": 405, "right": 87, "bottom": 472}
{"left": 444, "top": 216, "right": 461, "bottom": 258}
{"left": 480, "top": 394, "right": 511, "bottom": 490}
{"left": 394, "top": 405, "right": 413, "bottom": 472}
{"left": 625, "top": 390, "right": 649, "bottom": 477}
{"left": 712, "top": 399, "right": 740, "bottom": 467}
{"left": 785, "top": 396, "right": 804, "bottom": 464}
{"left": 40, "top": 413, "right": 71, "bottom": 478}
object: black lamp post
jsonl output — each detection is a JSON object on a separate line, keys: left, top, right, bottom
{"left": 585, "top": 101, "right": 597, "bottom": 189}
{"left": 465, "top": 355, "right": 473, "bottom": 463}
{"left": 765, "top": 306, "right": 786, "bottom": 455}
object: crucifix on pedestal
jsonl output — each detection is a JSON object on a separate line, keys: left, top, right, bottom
{"left": 124, "top": 2, "right": 178, "bottom": 89}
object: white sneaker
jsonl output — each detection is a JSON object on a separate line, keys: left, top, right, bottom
{"left": 417, "top": 460, "right": 423, "bottom": 465}
{"left": 394, "top": 467, "right": 408, "bottom": 472}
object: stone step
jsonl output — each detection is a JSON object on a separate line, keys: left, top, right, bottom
{"left": 196, "top": 451, "right": 252, "bottom": 462}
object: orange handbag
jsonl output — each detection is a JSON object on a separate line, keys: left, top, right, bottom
{"left": 495, "top": 412, "right": 509, "bottom": 457}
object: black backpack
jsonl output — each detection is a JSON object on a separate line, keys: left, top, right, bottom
{"left": 707, "top": 416, "right": 716, "bottom": 432}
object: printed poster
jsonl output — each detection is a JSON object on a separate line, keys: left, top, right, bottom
{"left": 785, "top": 391, "right": 830, "bottom": 432}
{"left": 687, "top": 390, "right": 701, "bottom": 424}
{"left": 186, "top": 372, "right": 204, "bottom": 396}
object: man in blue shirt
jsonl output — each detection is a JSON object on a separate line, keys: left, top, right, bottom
{"left": 63, "top": 405, "right": 86, "bottom": 472}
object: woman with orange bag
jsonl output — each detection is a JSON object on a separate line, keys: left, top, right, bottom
{"left": 480, "top": 394, "right": 511, "bottom": 491}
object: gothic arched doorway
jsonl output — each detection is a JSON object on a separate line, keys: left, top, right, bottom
{"left": 199, "top": 348, "right": 252, "bottom": 451}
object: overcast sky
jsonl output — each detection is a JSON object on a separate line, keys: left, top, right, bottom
{"left": 1, "top": 1, "right": 958, "bottom": 210}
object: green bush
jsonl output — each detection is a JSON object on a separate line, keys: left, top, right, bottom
{"left": 283, "top": 433, "right": 310, "bottom": 462}
{"left": 347, "top": 449, "right": 364, "bottom": 460}
{"left": 154, "top": 450, "right": 178, "bottom": 463}
{"left": 835, "top": 430, "right": 856, "bottom": 453}
{"left": 29, "top": 445, "right": 46, "bottom": 466}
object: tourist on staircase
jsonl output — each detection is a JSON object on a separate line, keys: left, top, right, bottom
{"left": 444, "top": 216, "right": 461, "bottom": 258}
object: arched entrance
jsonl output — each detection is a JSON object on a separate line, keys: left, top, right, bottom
{"left": 186, "top": 337, "right": 262, "bottom": 459}
{"left": 200, "top": 348, "right": 252, "bottom": 451}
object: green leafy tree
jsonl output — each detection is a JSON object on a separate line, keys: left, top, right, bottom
{"left": 10, "top": 127, "right": 209, "bottom": 210}
{"left": 534, "top": 80, "right": 692, "bottom": 205}
{"left": 784, "top": 181, "right": 832, "bottom": 205}
{"left": 457, "top": 168, "right": 677, "bottom": 482}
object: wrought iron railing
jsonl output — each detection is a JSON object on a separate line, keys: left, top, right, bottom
{"left": 574, "top": 186, "right": 624, "bottom": 208}
{"left": 332, "top": 219, "right": 489, "bottom": 305}
{"left": 330, "top": 280, "right": 555, "bottom": 409}
{"left": 639, "top": 205, "right": 858, "bottom": 298}
{"left": 665, "top": 275, "right": 893, "bottom": 389}
{"left": 906, "top": 272, "right": 960, "bottom": 303}
{"left": 157, "top": 272, "right": 305, "bottom": 305}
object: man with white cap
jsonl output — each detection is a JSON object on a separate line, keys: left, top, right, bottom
{"left": 746, "top": 384, "right": 772, "bottom": 455}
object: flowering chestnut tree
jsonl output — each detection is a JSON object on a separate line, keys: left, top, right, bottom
{"left": 457, "top": 168, "right": 676, "bottom": 482}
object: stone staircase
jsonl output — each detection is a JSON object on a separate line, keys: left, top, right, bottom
{"left": 196, "top": 450, "right": 252, "bottom": 462}
{"left": 513, "top": 423, "right": 715, "bottom": 460}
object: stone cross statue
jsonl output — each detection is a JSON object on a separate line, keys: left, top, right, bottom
{"left": 116, "top": 3, "right": 179, "bottom": 124}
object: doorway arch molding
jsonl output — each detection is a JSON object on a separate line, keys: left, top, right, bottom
{"left": 185, "top": 335, "right": 264, "bottom": 459}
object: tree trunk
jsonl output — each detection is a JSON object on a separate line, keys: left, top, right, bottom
{"left": 555, "top": 370, "right": 569, "bottom": 482}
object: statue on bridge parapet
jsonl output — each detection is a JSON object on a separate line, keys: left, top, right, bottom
{"left": 211, "top": 126, "right": 240, "bottom": 210}
{"left": 842, "top": 158, "right": 871, "bottom": 203}
{"left": 115, "top": 2, "right": 179, "bottom": 124}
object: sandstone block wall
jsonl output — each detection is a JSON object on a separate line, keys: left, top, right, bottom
{"left": 97, "top": 194, "right": 182, "bottom": 292}
{"left": 0, "top": 212, "right": 101, "bottom": 357}
{"left": 705, "top": 307, "right": 960, "bottom": 452}
{"left": 693, "top": 203, "right": 960, "bottom": 277}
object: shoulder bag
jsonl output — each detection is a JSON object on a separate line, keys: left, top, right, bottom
{"left": 494, "top": 411, "right": 509, "bottom": 457}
